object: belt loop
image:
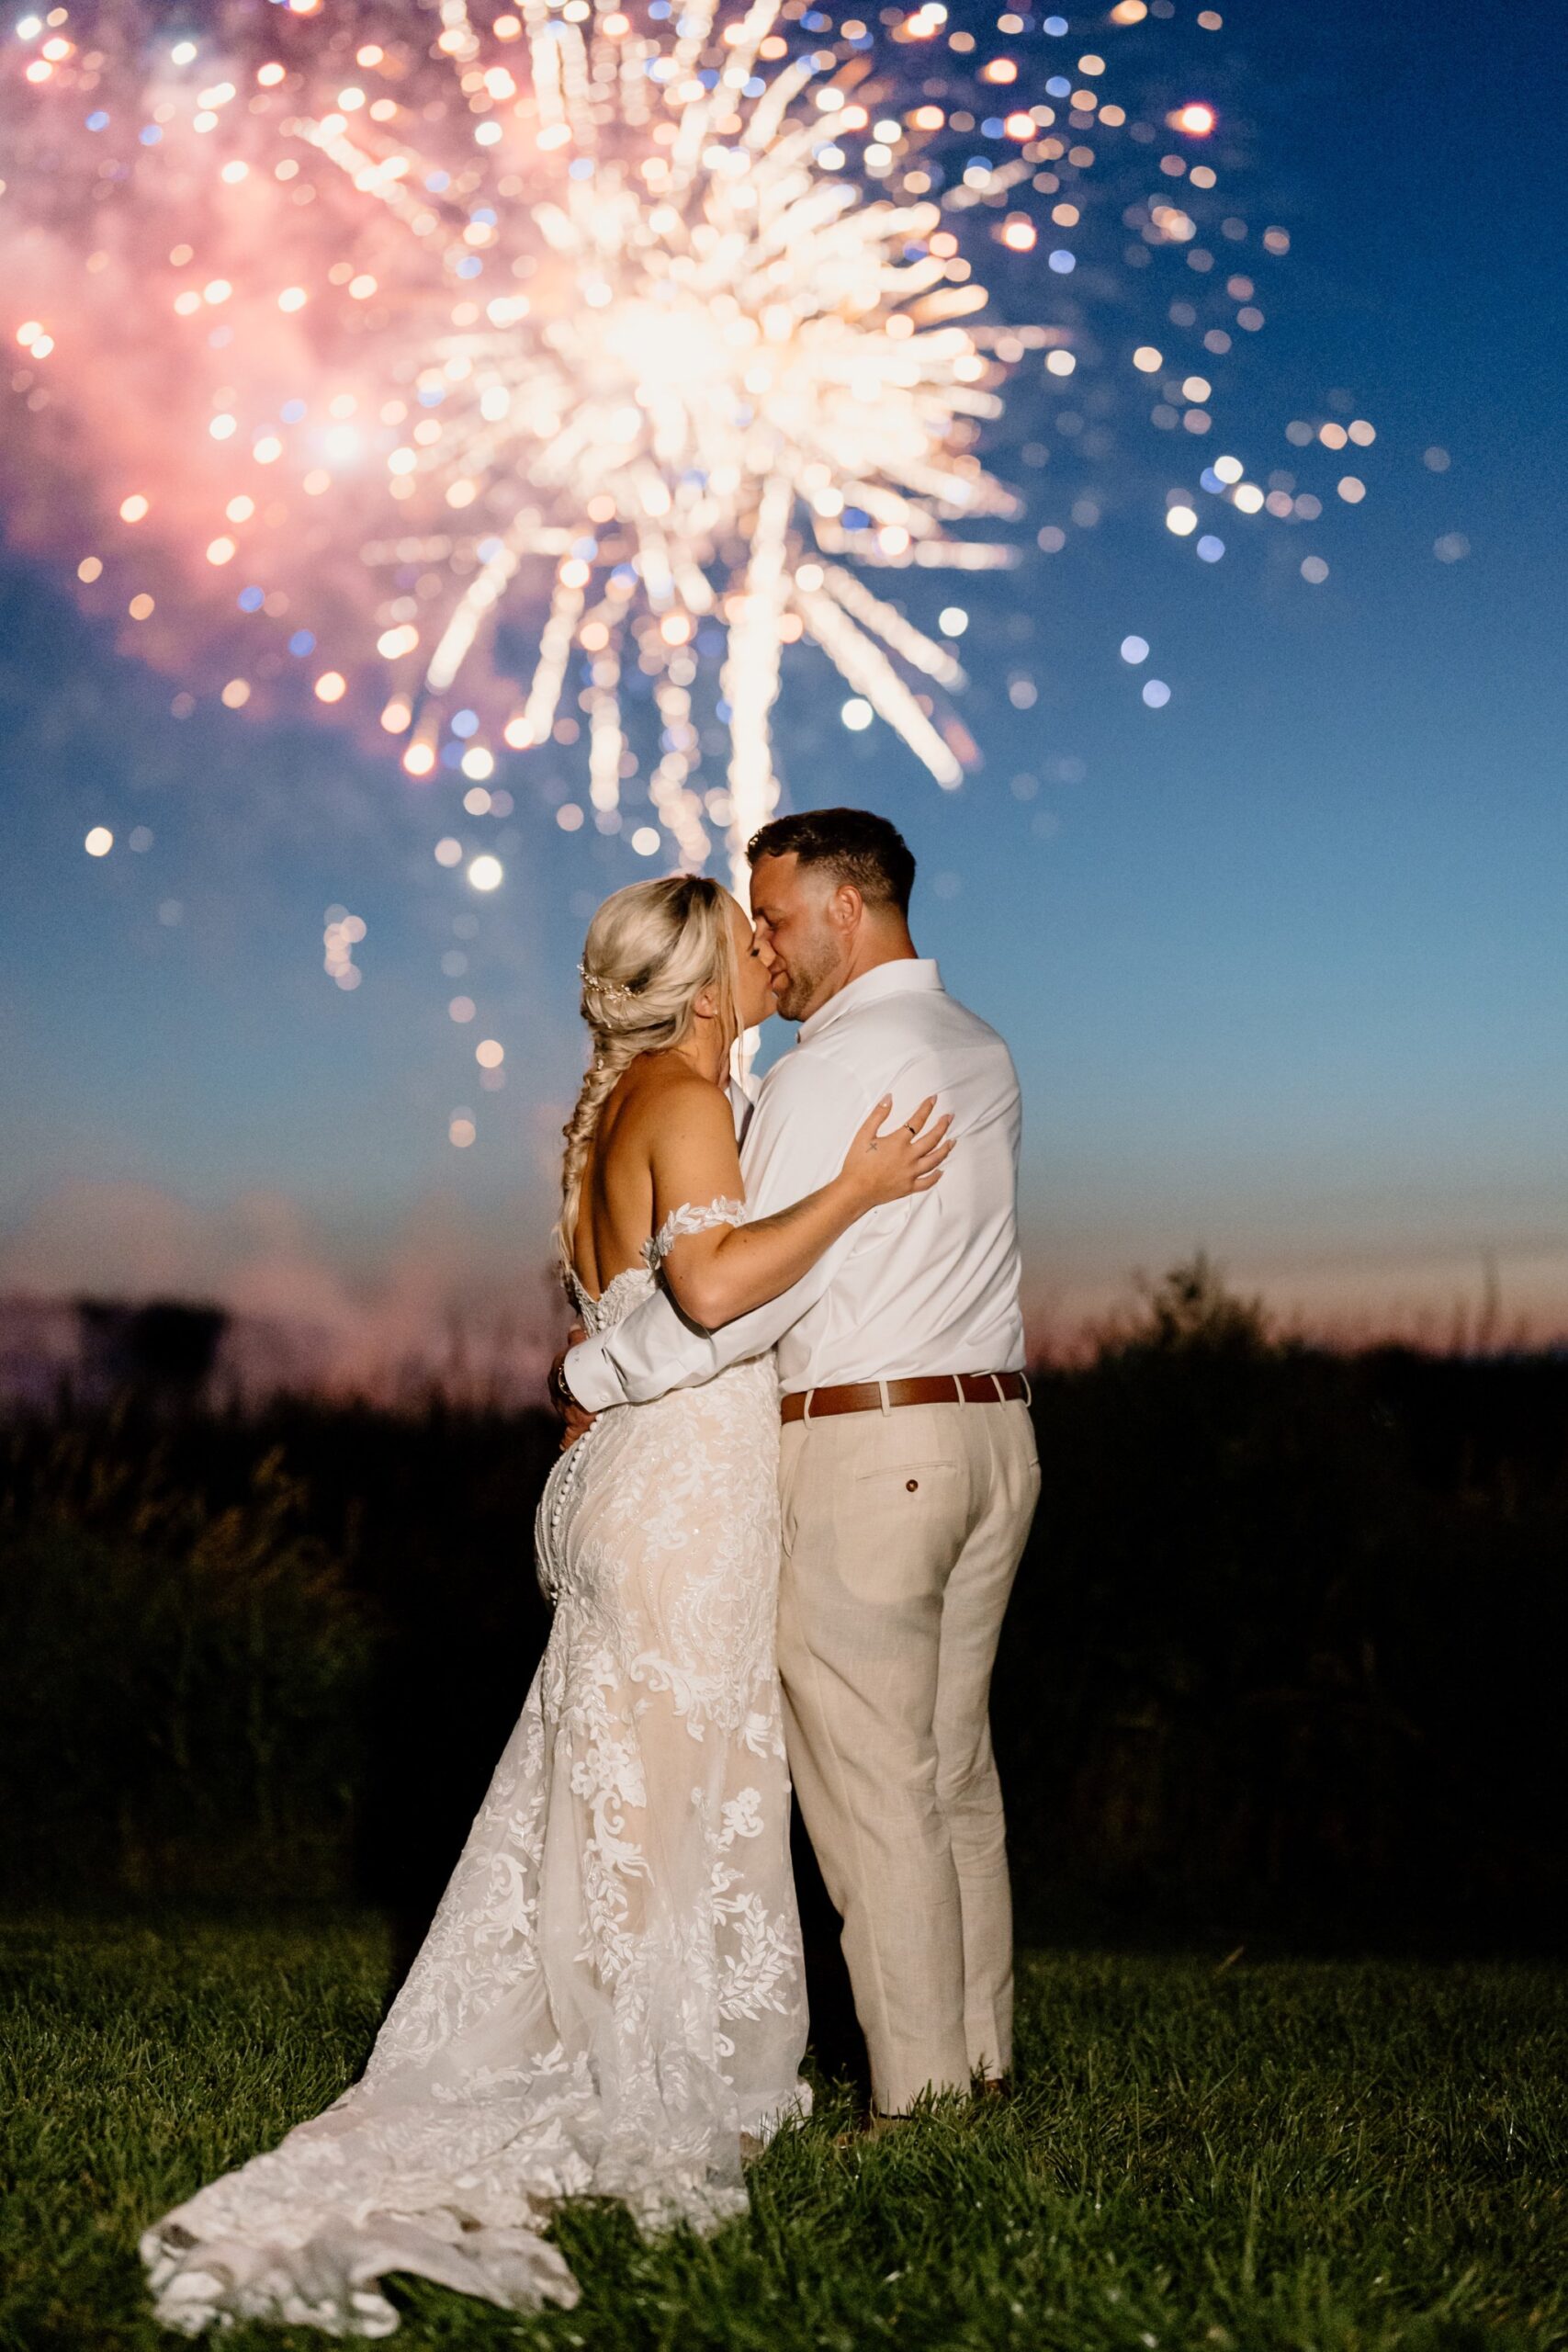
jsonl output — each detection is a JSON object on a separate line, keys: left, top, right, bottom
{"left": 1021, "top": 1372, "right": 1033, "bottom": 1408}
{"left": 802, "top": 1387, "right": 814, "bottom": 1425}
{"left": 990, "top": 1372, "right": 1005, "bottom": 1404}
{"left": 877, "top": 1378, "right": 891, "bottom": 1416}
{"left": 953, "top": 1373, "right": 965, "bottom": 1405}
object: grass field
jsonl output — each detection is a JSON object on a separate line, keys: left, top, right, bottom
{"left": 4, "top": 1917, "right": 1564, "bottom": 2352}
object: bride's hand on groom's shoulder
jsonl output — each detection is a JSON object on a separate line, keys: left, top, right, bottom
{"left": 840, "top": 1093, "right": 954, "bottom": 1212}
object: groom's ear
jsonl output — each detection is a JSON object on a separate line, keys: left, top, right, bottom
{"left": 828, "top": 880, "right": 864, "bottom": 935}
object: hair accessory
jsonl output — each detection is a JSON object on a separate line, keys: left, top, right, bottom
{"left": 578, "top": 960, "right": 640, "bottom": 1013}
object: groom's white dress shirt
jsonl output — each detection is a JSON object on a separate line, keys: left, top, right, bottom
{"left": 563, "top": 958, "right": 1026, "bottom": 1410}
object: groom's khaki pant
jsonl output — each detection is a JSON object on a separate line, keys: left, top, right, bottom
{"left": 776, "top": 1396, "right": 1040, "bottom": 2115}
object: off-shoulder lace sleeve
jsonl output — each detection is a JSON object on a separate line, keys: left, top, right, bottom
{"left": 643, "top": 1196, "right": 747, "bottom": 1274}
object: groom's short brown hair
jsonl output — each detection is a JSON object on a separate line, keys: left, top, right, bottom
{"left": 746, "top": 808, "right": 916, "bottom": 917}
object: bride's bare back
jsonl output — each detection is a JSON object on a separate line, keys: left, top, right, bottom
{"left": 571, "top": 1054, "right": 733, "bottom": 1302}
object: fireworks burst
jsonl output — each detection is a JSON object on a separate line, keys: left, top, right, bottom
{"left": 4, "top": 0, "right": 1368, "bottom": 887}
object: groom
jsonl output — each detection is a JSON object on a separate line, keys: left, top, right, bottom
{"left": 557, "top": 808, "right": 1039, "bottom": 2120}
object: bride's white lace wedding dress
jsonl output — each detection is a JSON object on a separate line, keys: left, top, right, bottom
{"left": 141, "top": 1202, "right": 808, "bottom": 2337}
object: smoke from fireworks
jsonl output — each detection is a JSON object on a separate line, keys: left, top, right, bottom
{"left": 3, "top": 0, "right": 1371, "bottom": 888}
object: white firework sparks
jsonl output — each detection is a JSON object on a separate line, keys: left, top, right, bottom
{"left": 2, "top": 0, "right": 1057, "bottom": 884}
{"left": 5, "top": 0, "right": 1359, "bottom": 905}
{"left": 298, "top": 0, "right": 1026, "bottom": 877}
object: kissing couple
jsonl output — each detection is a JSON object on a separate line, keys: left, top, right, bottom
{"left": 143, "top": 807, "right": 1038, "bottom": 2336}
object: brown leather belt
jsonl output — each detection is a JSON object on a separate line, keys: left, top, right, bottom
{"left": 781, "top": 1370, "right": 1030, "bottom": 1424}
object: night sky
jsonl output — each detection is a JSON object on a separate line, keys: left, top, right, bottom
{"left": 2, "top": 0, "right": 1564, "bottom": 1379}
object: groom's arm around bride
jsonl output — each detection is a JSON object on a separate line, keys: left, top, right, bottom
{"left": 562, "top": 808, "right": 1040, "bottom": 2120}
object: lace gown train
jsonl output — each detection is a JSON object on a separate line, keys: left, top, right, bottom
{"left": 141, "top": 1203, "right": 808, "bottom": 2336}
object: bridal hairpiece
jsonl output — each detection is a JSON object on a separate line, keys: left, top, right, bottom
{"left": 578, "top": 960, "right": 640, "bottom": 1012}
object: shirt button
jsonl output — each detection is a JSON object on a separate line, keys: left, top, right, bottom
{"left": 906, "top": 1478, "right": 919, "bottom": 1492}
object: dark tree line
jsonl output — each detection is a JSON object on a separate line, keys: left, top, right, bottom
{"left": 3, "top": 1262, "right": 1563, "bottom": 1955}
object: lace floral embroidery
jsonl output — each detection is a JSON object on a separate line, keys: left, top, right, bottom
{"left": 644, "top": 1196, "right": 747, "bottom": 1275}
{"left": 141, "top": 1204, "right": 804, "bottom": 2340}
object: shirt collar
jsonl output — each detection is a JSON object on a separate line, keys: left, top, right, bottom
{"left": 798, "top": 957, "right": 943, "bottom": 1045}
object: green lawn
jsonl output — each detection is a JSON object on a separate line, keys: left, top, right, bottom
{"left": 4, "top": 1917, "right": 1564, "bottom": 2351}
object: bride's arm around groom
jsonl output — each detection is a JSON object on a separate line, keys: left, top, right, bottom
{"left": 564, "top": 1020, "right": 912, "bottom": 1403}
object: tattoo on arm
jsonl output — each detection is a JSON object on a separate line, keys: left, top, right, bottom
{"left": 733, "top": 1193, "right": 820, "bottom": 1248}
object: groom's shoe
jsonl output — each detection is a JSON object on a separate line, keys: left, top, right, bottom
{"left": 832, "top": 2108, "right": 911, "bottom": 2149}
{"left": 972, "top": 2074, "right": 1012, "bottom": 2108}
{"left": 839, "top": 2109, "right": 912, "bottom": 2147}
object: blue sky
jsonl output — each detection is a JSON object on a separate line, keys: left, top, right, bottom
{"left": 2, "top": 0, "right": 1563, "bottom": 1358}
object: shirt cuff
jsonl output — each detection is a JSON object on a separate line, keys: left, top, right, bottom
{"left": 562, "top": 1336, "right": 626, "bottom": 1414}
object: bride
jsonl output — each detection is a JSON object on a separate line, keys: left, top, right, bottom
{"left": 142, "top": 872, "right": 952, "bottom": 2336}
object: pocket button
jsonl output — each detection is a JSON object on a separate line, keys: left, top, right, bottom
{"left": 906, "top": 1478, "right": 919, "bottom": 1492}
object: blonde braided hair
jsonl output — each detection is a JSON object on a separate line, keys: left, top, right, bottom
{"left": 556, "top": 874, "right": 740, "bottom": 1279}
